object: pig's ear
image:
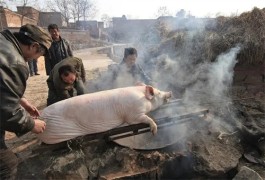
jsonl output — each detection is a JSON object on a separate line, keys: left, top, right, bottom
{"left": 145, "top": 85, "right": 154, "bottom": 100}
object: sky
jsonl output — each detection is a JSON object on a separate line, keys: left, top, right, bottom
{"left": 94, "top": 0, "right": 265, "bottom": 20}
{"left": 5, "top": 0, "right": 265, "bottom": 20}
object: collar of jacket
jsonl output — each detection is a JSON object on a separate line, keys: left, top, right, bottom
{"left": 52, "top": 35, "right": 62, "bottom": 42}
{"left": 0, "top": 29, "right": 23, "bottom": 56}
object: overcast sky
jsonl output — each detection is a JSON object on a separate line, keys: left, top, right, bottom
{"left": 6, "top": 0, "right": 265, "bottom": 20}
{"left": 95, "top": 0, "right": 265, "bottom": 19}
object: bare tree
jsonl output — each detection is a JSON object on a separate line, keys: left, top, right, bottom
{"left": 155, "top": 6, "right": 172, "bottom": 18}
{"left": 12, "top": 0, "right": 38, "bottom": 25}
{"left": 101, "top": 14, "right": 111, "bottom": 28}
{"left": 48, "top": 0, "right": 96, "bottom": 26}
{"left": 48, "top": 0, "right": 72, "bottom": 26}
{"left": 176, "top": 9, "right": 186, "bottom": 18}
{"left": 70, "top": 0, "right": 82, "bottom": 22}
{"left": 80, "top": 0, "right": 96, "bottom": 21}
{"left": 70, "top": 0, "right": 96, "bottom": 21}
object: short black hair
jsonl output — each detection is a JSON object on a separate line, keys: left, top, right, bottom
{"left": 58, "top": 65, "right": 76, "bottom": 77}
{"left": 124, "top": 47, "right": 137, "bottom": 58}
{"left": 48, "top": 24, "right": 59, "bottom": 31}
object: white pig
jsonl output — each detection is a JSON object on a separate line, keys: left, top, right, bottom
{"left": 37, "top": 85, "right": 172, "bottom": 144}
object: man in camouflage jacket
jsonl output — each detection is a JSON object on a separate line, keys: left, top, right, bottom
{"left": 47, "top": 57, "right": 86, "bottom": 106}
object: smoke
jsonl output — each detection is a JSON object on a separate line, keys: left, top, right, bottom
{"left": 183, "top": 45, "right": 241, "bottom": 104}
{"left": 146, "top": 43, "right": 241, "bottom": 145}
{"left": 85, "top": 17, "right": 244, "bottom": 150}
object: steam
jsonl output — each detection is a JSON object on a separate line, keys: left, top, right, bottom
{"left": 85, "top": 17, "right": 243, "bottom": 150}
{"left": 183, "top": 45, "right": 240, "bottom": 105}
{"left": 207, "top": 46, "right": 240, "bottom": 97}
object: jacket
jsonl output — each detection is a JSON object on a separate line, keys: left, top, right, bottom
{"left": 44, "top": 36, "right": 73, "bottom": 75}
{"left": 47, "top": 57, "right": 86, "bottom": 103}
{"left": 0, "top": 30, "right": 35, "bottom": 147}
{"left": 110, "top": 61, "right": 152, "bottom": 86}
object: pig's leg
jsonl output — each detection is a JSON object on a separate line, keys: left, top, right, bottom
{"left": 135, "top": 115, "right": 157, "bottom": 135}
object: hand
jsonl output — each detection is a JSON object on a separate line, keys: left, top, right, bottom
{"left": 31, "top": 119, "right": 46, "bottom": 134}
{"left": 20, "top": 97, "right": 40, "bottom": 117}
{"left": 25, "top": 105, "right": 40, "bottom": 118}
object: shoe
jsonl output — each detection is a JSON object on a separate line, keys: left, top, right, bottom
{"left": 30, "top": 74, "right": 34, "bottom": 77}
{"left": 35, "top": 73, "right": 40, "bottom": 75}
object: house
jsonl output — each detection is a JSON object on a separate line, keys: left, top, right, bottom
{"left": 0, "top": 6, "right": 36, "bottom": 29}
{"left": 0, "top": 6, "right": 66, "bottom": 29}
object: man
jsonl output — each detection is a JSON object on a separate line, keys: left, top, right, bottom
{"left": 45, "top": 24, "right": 73, "bottom": 75}
{"left": 0, "top": 24, "right": 52, "bottom": 179}
{"left": 28, "top": 58, "right": 40, "bottom": 76}
{"left": 47, "top": 57, "right": 86, "bottom": 106}
{"left": 95, "top": 47, "right": 152, "bottom": 91}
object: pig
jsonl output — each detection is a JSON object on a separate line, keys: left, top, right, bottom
{"left": 37, "top": 85, "right": 172, "bottom": 144}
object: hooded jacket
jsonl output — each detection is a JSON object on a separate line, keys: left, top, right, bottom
{"left": 0, "top": 30, "right": 35, "bottom": 147}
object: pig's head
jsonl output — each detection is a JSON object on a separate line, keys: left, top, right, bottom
{"left": 145, "top": 85, "right": 172, "bottom": 110}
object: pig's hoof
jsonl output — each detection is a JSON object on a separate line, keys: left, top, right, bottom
{"left": 151, "top": 125, "right": 158, "bottom": 135}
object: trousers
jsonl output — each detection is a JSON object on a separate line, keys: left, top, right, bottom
{"left": 0, "top": 131, "right": 19, "bottom": 180}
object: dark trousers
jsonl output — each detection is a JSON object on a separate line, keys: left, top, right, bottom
{"left": 28, "top": 59, "right": 38, "bottom": 75}
{"left": 0, "top": 131, "right": 18, "bottom": 180}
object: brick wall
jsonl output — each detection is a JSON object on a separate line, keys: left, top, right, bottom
{"left": 1, "top": 7, "right": 36, "bottom": 28}
{"left": 17, "top": 6, "right": 39, "bottom": 21}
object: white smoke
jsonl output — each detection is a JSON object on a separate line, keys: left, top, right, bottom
{"left": 207, "top": 46, "right": 240, "bottom": 97}
{"left": 147, "top": 45, "right": 241, "bottom": 147}
{"left": 183, "top": 45, "right": 241, "bottom": 105}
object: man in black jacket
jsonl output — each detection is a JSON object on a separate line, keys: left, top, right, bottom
{"left": 93, "top": 47, "right": 153, "bottom": 91}
{"left": 0, "top": 24, "right": 52, "bottom": 179}
{"left": 45, "top": 24, "right": 73, "bottom": 75}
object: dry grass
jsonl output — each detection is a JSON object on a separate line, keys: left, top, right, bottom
{"left": 154, "top": 7, "right": 265, "bottom": 65}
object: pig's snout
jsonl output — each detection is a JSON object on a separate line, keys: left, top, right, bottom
{"left": 166, "top": 91, "right": 172, "bottom": 98}
{"left": 164, "top": 91, "right": 172, "bottom": 103}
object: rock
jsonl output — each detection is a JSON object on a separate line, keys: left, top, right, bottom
{"left": 233, "top": 166, "right": 263, "bottom": 180}
{"left": 191, "top": 130, "right": 243, "bottom": 177}
{"left": 44, "top": 151, "right": 88, "bottom": 179}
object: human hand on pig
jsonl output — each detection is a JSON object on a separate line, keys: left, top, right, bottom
{"left": 20, "top": 97, "right": 40, "bottom": 117}
{"left": 31, "top": 119, "right": 46, "bottom": 134}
